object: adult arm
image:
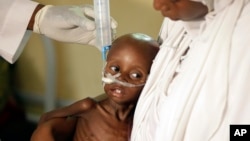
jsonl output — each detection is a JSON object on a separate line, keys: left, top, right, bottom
{"left": 0, "top": 0, "right": 38, "bottom": 64}
{"left": 0, "top": 0, "right": 118, "bottom": 64}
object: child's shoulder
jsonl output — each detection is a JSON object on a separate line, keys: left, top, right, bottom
{"left": 78, "top": 97, "right": 97, "bottom": 111}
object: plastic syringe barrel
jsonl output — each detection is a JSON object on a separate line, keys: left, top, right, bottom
{"left": 94, "top": 0, "right": 112, "bottom": 60}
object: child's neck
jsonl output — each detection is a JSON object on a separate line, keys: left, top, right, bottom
{"left": 99, "top": 99, "right": 136, "bottom": 121}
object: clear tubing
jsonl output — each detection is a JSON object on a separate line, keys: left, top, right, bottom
{"left": 102, "top": 72, "right": 145, "bottom": 88}
{"left": 94, "top": 0, "right": 112, "bottom": 61}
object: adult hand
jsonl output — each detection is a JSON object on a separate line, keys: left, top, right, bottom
{"left": 33, "top": 4, "right": 117, "bottom": 50}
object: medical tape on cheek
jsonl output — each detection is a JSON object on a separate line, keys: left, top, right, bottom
{"left": 102, "top": 72, "right": 145, "bottom": 87}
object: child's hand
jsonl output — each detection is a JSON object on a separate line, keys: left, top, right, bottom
{"left": 38, "top": 112, "right": 54, "bottom": 125}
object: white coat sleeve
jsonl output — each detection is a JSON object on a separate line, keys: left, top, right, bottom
{"left": 0, "top": 0, "right": 38, "bottom": 64}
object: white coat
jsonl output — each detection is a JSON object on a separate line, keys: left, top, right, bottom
{"left": 0, "top": 0, "right": 38, "bottom": 64}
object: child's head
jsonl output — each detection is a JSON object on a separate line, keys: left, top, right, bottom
{"left": 102, "top": 33, "right": 159, "bottom": 104}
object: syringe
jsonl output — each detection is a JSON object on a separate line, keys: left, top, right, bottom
{"left": 94, "top": 0, "right": 112, "bottom": 61}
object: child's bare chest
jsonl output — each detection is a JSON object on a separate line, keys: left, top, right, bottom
{"left": 73, "top": 110, "right": 132, "bottom": 141}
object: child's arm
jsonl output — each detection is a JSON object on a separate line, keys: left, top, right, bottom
{"left": 39, "top": 97, "right": 95, "bottom": 124}
{"left": 31, "top": 117, "right": 77, "bottom": 141}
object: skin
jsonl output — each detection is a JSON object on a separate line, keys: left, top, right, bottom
{"left": 31, "top": 33, "right": 159, "bottom": 141}
{"left": 27, "top": 4, "right": 45, "bottom": 30}
{"left": 153, "top": 0, "right": 208, "bottom": 21}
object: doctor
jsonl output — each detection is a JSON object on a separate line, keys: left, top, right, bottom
{"left": 0, "top": 0, "right": 117, "bottom": 64}
{"left": 131, "top": 0, "right": 250, "bottom": 140}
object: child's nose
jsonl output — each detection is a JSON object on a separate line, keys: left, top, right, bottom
{"left": 116, "top": 73, "right": 129, "bottom": 83}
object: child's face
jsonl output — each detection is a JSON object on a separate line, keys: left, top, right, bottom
{"left": 103, "top": 41, "right": 153, "bottom": 105}
{"left": 153, "top": 0, "right": 208, "bottom": 21}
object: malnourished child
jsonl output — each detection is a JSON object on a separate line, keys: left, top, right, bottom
{"left": 31, "top": 33, "right": 159, "bottom": 141}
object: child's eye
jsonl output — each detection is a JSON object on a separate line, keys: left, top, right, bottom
{"left": 110, "top": 66, "right": 120, "bottom": 73}
{"left": 130, "top": 72, "right": 142, "bottom": 79}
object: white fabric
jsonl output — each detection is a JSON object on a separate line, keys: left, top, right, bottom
{"left": 131, "top": 0, "right": 250, "bottom": 140}
{"left": 132, "top": 19, "right": 193, "bottom": 140}
{"left": 0, "top": 0, "right": 38, "bottom": 64}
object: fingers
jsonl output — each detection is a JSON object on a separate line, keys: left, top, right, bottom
{"left": 83, "top": 5, "right": 95, "bottom": 19}
{"left": 110, "top": 17, "right": 118, "bottom": 29}
{"left": 83, "top": 5, "right": 118, "bottom": 29}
